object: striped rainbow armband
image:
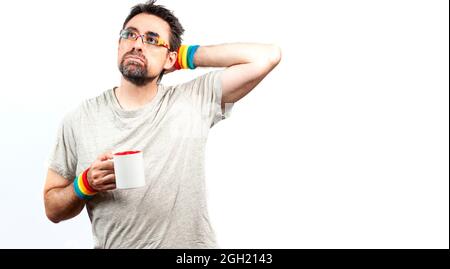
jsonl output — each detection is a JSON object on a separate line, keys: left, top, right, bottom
{"left": 73, "top": 168, "right": 97, "bottom": 200}
{"left": 175, "top": 45, "right": 200, "bottom": 70}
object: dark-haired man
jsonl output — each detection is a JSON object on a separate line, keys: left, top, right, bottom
{"left": 44, "top": 0, "right": 281, "bottom": 248}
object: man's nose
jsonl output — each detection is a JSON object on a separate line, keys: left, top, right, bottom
{"left": 132, "top": 35, "right": 145, "bottom": 51}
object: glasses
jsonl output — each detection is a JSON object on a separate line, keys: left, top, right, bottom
{"left": 119, "top": 29, "right": 170, "bottom": 50}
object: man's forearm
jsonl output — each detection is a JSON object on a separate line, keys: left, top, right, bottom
{"left": 193, "top": 43, "right": 281, "bottom": 68}
{"left": 44, "top": 183, "right": 86, "bottom": 223}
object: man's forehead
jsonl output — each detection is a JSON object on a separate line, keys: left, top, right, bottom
{"left": 124, "top": 13, "right": 170, "bottom": 40}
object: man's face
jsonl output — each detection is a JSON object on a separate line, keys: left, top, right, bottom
{"left": 118, "top": 13, "right": 175, "bottom": 86}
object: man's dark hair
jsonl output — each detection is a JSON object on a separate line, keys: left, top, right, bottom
{"left": 122, "top": 0, "right": 184, "bottom": 52}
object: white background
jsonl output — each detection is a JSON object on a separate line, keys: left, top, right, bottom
{"left": 0, "top": 0, "right": 448, "bottom": 248}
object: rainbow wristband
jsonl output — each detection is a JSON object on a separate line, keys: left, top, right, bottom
{"left": 174, "top": 57, "right": 181, "bottom": 70}
{"left": 178, "top": 45, "right": 187, "bottom": 69}
{"left": 181, "top": 45, "right": 189, "bottom": 69}
{"left": 187, "top": 45, "right": 200, "bottom": 69}
{"left": 73, "top": 168, "right": 97, "bottom": 200}
{"left": 177, "top": 45, "right": 200, "bottom": 70}
{"left": 81, "top": 168, "right": 96, "bottom": 194}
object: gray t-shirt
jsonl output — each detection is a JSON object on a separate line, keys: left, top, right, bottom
{"left": 47, "top": 70, "right": 233, "bottom": 248}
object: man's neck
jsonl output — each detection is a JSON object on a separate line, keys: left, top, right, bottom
{"left": 115, "top": 78, "right": 159, "bottom": 110}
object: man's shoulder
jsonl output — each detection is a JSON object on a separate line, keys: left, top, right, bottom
{"left": 83, "top": 88, "right": 112, "bottom": 109}
{"left": 61, "top": 88, "right": 112, "bottom": 124}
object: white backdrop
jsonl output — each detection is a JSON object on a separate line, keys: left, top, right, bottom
{"left": 0, "top": 0, "right": 448, "bottom": 248}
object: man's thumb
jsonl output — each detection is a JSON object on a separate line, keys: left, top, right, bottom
{"left": 98, "top": 152, "right": 114, "bottom": 161}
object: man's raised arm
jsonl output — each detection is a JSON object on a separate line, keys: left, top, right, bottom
{"left": 194, "top": 43, "right": 282, "bottom": 105}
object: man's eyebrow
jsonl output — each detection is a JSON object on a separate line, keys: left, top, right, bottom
{"left": 146, "top": 31, "right": 160, "bottom": 37}
{"left": 124, "top": 26, "right": 139, "bottom": 32}
{"left": 124, "top": 26, "right": 160, "bottom": 37}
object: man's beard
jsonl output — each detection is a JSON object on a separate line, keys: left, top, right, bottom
{"left": 119, "top": 50, "right": 156, "bottom": 86}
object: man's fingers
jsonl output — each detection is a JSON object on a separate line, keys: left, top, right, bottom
{"left": 100, "top": 174, "right": 116, "bottom": 185}
{"left": 102, "top": 184, "right": 116, "bottom": 191}
{"left": 95, "top": 183, "right": 116, "bottom": 192}
{"left": 89, "top": 152, "right": 116, "bottom": 192}
{"left": 98, "top": 160, "right": 114, "bottom": 171}
{"left": 93, "top": 169, "right": 114, "bottom": 181}
{"left": 91, "top": 174, "right": 116, "bottom": 192}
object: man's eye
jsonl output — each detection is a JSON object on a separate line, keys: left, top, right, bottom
{"left": 121, "top": 31, "right": 136, "bottom": 39}
{"left": 145, "top": 36, "right": 158, "bottom": 44}
{"left": 127, "top": 32, "right": 137, "bottom": 39}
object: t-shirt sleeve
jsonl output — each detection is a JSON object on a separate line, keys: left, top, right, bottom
{"left": 180, "top": 70, "right": 234, "bottom": 128}
{"left": 46, "top": 111, "right": 78, "bottom": 181}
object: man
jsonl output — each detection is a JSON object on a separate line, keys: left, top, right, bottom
{"left": 44, "top": 0, "right": 281, "bottom": 248}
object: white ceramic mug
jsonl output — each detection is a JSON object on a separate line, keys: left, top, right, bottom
{"left": 113, "top": 150, "right": 146, "bottom": 189}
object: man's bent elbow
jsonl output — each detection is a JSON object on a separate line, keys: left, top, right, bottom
{"left": 268, "top": 45, "right": 282, "bottom": 67}
{"left": 45, "top": 203, "right": 62, "bottom": 223}
{"left": 44, "top": 202, "right": 61, "bottom": 223}
{"left": 46, "top": 212, "right": 61, "bottom": 224}
{"left": 44, "top": 191, "right": 65, "bottom": 224}
{"left": 44, "top": 189, "right": 84, "bottom": 223}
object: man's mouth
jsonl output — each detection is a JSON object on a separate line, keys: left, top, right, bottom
{"left": 125, "top": 56, "right": 146, "bottom": 64}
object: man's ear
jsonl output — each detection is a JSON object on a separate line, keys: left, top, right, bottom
{"left": 164, "top": 51, "right": 178, "bottom": 70}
